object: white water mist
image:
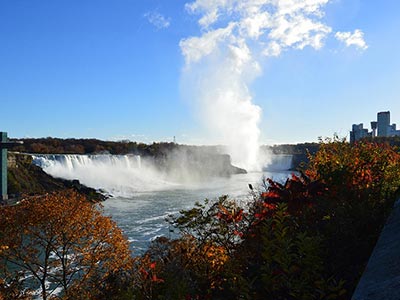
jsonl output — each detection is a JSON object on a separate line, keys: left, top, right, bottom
{"left": 180, "top": 0, "right": 367, "bottom": 171}
{"left": 32, "top": 151, "right": 248, "bottom": 196}
{"left": 33, "top": 154, "right": 178, "bottom": 197}
{"left": 181, "top": 39, "right": 262, "bottom": 171}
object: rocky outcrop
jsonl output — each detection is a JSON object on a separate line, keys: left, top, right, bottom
{"left": 7, "top": 152, "right": 106, "bottom": 202}
{"left": 152, "top": 151, "right": 247, "bottom": 182}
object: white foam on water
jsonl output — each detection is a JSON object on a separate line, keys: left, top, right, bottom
{"left": 33, "top": 154, "right": 181, "bottom": 196}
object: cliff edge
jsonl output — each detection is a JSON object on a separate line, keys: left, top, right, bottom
{"left": 7, "top": 152, "right": 106, "bottom": 202}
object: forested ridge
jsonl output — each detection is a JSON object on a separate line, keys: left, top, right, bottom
{"left": 9, "top": 137, "right": 214, "bottom": 156}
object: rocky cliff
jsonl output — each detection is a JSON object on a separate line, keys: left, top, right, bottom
{"left": 7, "top": 152, "right": 106, "bottom": 201}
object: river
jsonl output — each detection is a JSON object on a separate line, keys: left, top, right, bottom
{"left": 102, "top": 171, "right": 291, "bottom": 254}
{"left": 32, "top": 154, "right": 293, "bottom": 254}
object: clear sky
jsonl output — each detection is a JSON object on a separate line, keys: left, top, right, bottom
{"left": 1, "top": 0, "right": 399, "bottom": 145}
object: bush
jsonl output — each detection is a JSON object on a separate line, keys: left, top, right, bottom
{"left": 129, "top": 139, "right": 400, "bottom": 299}
{"left": 0, "top": 191, "right": 132, "bottom": 300}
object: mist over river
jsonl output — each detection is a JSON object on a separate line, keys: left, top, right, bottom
{"left": 102, "top": 171, "right": 291, "bottom": 254}
{"left": 33, "top": 154, "right": 293, "bottom": 254}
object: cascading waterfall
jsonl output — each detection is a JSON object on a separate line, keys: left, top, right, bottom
{"left": 32, "top": 153, "right": 293, "bottom": 254}
{"left": 32, "top": 154, "right": 175, "bottom": 196}
{"left": 263, "top": 154, "right": 293, "bottom": 171}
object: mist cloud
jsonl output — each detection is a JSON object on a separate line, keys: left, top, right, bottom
{"left": 180, "top": 0, "right": 367, "bottom": 170}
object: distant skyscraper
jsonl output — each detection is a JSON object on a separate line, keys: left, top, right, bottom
{"left": 350, "top": 124, "right": 370, "bottom": 143}
{"left": 371, "top": 121, "right": 377, "bottom": 137}
{"left": 350, "top": 111, "right": 400, "bottom": 143}
{"left": 377, "top": 111, "right": 390, "bottom": 136}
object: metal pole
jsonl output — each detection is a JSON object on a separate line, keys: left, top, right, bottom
{"left": 0, "top": 132, "right": 8, "bottom": 200}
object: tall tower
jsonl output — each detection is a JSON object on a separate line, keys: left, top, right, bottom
{"left": 377, "top": 111, "right": 390, "bottom": 137}
{"left": 371, "top": 121, "right": 377, "bottom": 137}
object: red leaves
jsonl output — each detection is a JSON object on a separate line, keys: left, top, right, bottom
{"left": 233, "top": 230, "right": 244, "bottom": 238}
{"left": 137, "top": 256, "right": 164, "bottom": 284}
{"left": 256, "top": 172, "right": 326, "bottom": 219}
{"left": 254, "top": 201, "right": 278, "bottom": 221}
{"left": 216, "top": 205, "right": 244, "bottom": 224}
{"left": 261, "top": 191, "right": 280, "bottom": 199}
{"left": 307, "top": 139, "right": 400, "bottom": 201}
{"left": 151, "top": 274, "right": 164, "bottom": 283}
{"left": 139, "top": 267, "right": 148, "bottom": 277}
{"left": 215, "top": 204, "right": 246, "bottom": 242}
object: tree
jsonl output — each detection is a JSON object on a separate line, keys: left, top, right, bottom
{"left": 0, "top": 191, "right": 132, "bottom": 300}
{"left": 305, "top": 138, "right": 400, "bottom": 291}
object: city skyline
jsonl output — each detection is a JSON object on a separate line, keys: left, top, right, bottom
{"left": 350, "top": 111, "right": 400, "bottom": 143}
{"left": 1, "top": 1, "right": 399, "bottom": 145}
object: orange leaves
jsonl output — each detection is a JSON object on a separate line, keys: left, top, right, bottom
{"left": 216, "top": 204, "right": 244, "bottom": 223}
{"left": 307, "top": 139, "right": 400, "bottom": 202}
{"left": 0, "top": 190, "right": 132, "bottom": 299}
{"left": 261, "top": 190, "right": 280, "bottom": 199}
{"left": 203, "top": 244, "right": 228, "bottom": 269}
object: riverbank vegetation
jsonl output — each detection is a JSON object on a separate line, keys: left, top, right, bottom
{"left": 1, "top": 137, "right": 400, "bottom": 299}
{"left": 9, "top": 137, "right": 175, "bottom": 156}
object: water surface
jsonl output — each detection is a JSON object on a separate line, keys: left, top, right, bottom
{"left": 102, "top": 171, "right": 291, "bottom": 254}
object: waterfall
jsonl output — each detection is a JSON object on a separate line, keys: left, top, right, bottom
{"left": 263, "top": 154, "right": 293, "bottom": 171}
{"left": 32, "top": 154, "right": 175, "bottom": 196}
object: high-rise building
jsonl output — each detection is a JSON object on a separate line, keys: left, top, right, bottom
{"left": 377, "top": 111, "right": 390, "bottom": 136}
{"left": 371, "top": 121, "right": 377, "bottom": 137}
{"left": 350, "top": 111, "right": 400, "bottom": 143}
{"left": 350, "top": 124, "right": 370, "bottom": 143}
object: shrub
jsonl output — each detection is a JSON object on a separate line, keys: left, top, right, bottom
{"left": 0, "top": 191, "right": 132, "bottom": 300}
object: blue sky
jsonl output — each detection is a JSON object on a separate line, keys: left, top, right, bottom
{"left": 1, "top": 0, "right": 399, "bottom": 145}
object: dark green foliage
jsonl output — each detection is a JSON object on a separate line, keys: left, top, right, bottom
{"left": 168, "top": 196, "right": 247, "bottom": 254}
{"left": 259, "top": 204, "right": 344, "bottom": 300}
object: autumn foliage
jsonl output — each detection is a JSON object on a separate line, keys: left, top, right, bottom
{"left": 0, "top": 191, "right": 131, "bottom": 300}
{"left": 2, "top": 138, "right": 400, "bottom": 299}
{"left": 118, "top": 138, "right": 400, "bottom": 299}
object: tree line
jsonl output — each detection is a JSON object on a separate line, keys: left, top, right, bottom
{"left": 10, "top": 137, "right": 178, "bottom": 156}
